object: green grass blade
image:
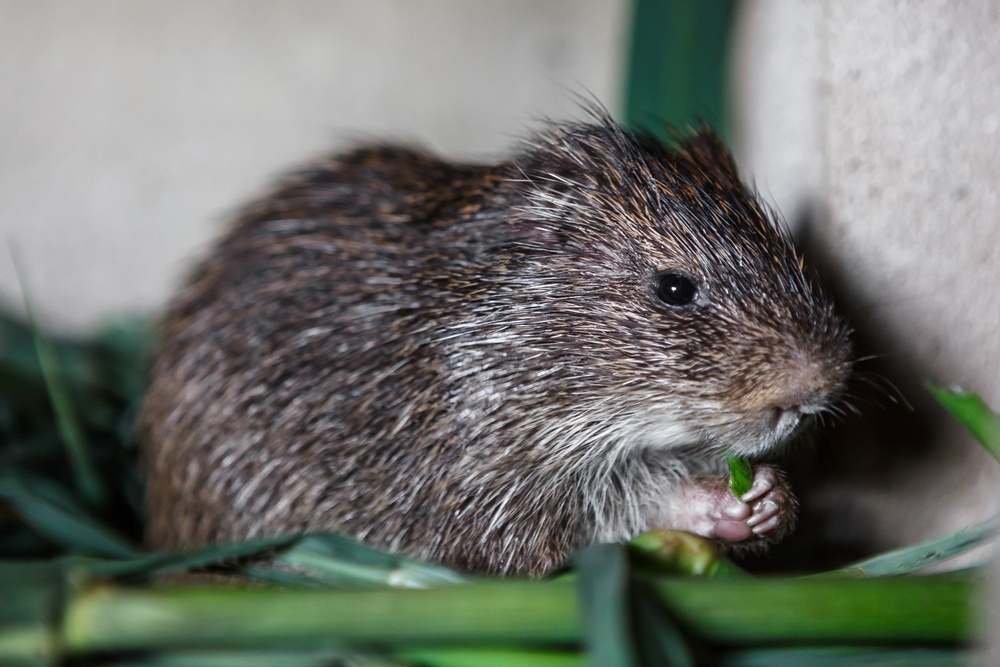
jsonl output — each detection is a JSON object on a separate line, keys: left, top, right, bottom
{"left": 718, "top": 647, "right": 966, "bottom": 667}
{"left": 81, "top": 535, "right": 299, "bottom": 580}
{"left": 31, "top": 330, "right": 103, "bottom": 508}
{"left": 631, "top": 581, "right": 696, "bottom": 667}
{"left": 397, "top": 648, "right": 582, "bottom": 667}
{"left": 0, "top": 471, "right": 136, "bottom": 558}
{"left": 90, "top": 315, "right": 153, "bottom": 400}
{"left": 0, "top": 562, "right": 65, "bottom": 667}
{"left": 574, "top": 543, "right": 639, "bottom": 667}
{"left": 111, "top": 648, "right": 394, "bottom": 667}
{"left": 0, "top": 311, "right": 53, "bottom": 419}
{"left": 927, "top": 384, "right": 1000, "bottom": 460}
{"left": 275, "top": 533, "right": 469, "bottom": 588}
{"left": 233, "top": 566, "right": 333, "bottom": 588}
{"left": 828, "top": 515, "right": 999, "bottom": 577}
{"left": 10, "top": 257, "right": 106, "bottom": 510}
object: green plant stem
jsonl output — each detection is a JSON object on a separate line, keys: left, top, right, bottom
{"left": 396, "top": 648, "right": 583, "bottom": 667}
{"left": 59, "top": 575, "right": 973, "bottom": 655}
{"left": 645, "top": 575, "right": 972, "bottom": 645}
{"left": 624, "top": 0, "right": 737, "bottom": 139}
{"left": 62, "top": 582, "right": 580, "bottom": 652}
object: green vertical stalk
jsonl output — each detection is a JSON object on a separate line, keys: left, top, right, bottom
{"left": 11, "top": 252, "right": 106, "bottom": 511}
{"left": 624, "top": 0, "right": 737, "bottom": 141}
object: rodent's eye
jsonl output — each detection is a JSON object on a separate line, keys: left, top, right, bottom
{"left": 655, "top": 271, "right": 699, "bottom": 307}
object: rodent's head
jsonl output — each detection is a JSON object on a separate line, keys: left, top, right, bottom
{"left": 454, "top": 115, "right": 852, "bottom": 462}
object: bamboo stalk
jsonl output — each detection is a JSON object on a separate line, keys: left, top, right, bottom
{"left": 647, "top": 575, "right": 973, "bottom": 644}
{"left": 396, "top": 648, "right": 583, "bottom": 667}
{"left": 62, "top": 582, "right": 581, "bottom": 651}
{"left": 60, "top": 575, "right": 973, "bottom": 655}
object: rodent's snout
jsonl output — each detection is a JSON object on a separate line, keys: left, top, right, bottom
{"left": 766, "top": 401, "right": 823, "bottom": 442}
{"left": 752, "top": 355, "right": 847, "bottom": 414}
{"left": 729, "top": 345, "right": 851, "bottom": 452}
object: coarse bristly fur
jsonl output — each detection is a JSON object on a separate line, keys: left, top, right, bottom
{"left": 142, "top": 111, "right": 852, "bottom": 576}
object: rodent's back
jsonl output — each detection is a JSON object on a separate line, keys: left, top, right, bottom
{"left": 144, "top": 147, "right": 503, "bottom": 551}
{"left": 143, "top": 115, "right": 851, "bottom": 575}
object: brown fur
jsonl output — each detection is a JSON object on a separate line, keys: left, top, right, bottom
{"left": 143, "top": 113, "right": 851, "bottom": 575}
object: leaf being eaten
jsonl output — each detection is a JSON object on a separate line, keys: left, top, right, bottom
{"left": 725, "top": 454, "right": 753, "bottom": 498}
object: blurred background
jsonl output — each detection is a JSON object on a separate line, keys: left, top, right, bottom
{"left": 0, "top": 1, "right": 998, "bottom": 569}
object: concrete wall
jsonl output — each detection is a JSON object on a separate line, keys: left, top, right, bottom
{"left": 734, "top": 0, "right": 1000, "bottom": 571}
{"left": 0, "top": 0, "right": 628, "bottom": 332}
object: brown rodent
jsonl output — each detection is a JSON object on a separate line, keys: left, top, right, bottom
{"left": 142, "top": 112, "right": 852, "bottom": 576}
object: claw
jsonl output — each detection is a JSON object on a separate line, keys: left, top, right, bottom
{"left": 751, "top": 515, "right": 781, "bottom": 535}
{"left": 656, "top": 465, "right": 795, "bottom": 545}
{"left": 746, "top": 498, "right": 780, "bottom": 526}
{"left": 741, "top": 466, "right": 776, "bottom": 503}
{"left": 655, "top": 464, "right": 796, "bottom": 546}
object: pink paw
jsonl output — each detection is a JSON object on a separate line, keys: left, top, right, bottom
{"left": 665, "top": 465, "right": 797, "bottom": 546}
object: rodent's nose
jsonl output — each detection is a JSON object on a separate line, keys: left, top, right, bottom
{"left": 741, "top": 352, "right": 843, "bottom": 421}
{"left": 773, "top": 386, "right": 823, "bottom": 415}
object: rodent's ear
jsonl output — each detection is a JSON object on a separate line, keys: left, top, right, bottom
{"left": 503, "top": 156, "right": 580, "bottom": 252}
{"left": 676, "top": 128, "right": 741, "bottom": 184}
{"left": 506, "top": 216, "right": 571, "bottom": 252}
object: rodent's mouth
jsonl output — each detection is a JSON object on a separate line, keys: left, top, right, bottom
{"left": 769, "top": 405, "right": 805, "bottom": 434}
{"left": 712, "top": 408, "right": 812, "bottom": 459}
{"left": 635, "top": 402, "right": 809, "bottom": 458}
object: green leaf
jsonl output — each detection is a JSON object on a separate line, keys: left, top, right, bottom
{"left": 82, "top": 535, "right": 299, "bottom": 580}
{"left": 112, "top": 648, "right": 378, "bottom": 667}
{"left": 825, "top": 515, "right": 999, "bottom": 577}
{"left": 12, "top": 263, "right": 106, "bottom": 510}
{"left": 80, "top": 532, "right": 467, "bottom": 587}
{"left": 573, "top": 543, "right": 639, "bottom": 667}
{"left": 0, "top": 562, "right": 66, "bottom": 667}
{"left": 726, "top": 455, "right": 753, "bottom": 497}
{"left": 274, "top": 533, "right": 469, "bottom": 588}
{"left": 629, "top": 530, "right": 746, "bottom": 579}
{"left": 0, "top": 471, "right": 136, "bottom": 559}
{"left": 631, "top": 581, "right": 696, "bottom": 667}
{"left": 720, "top": 647, "right": 965, "bottom": 666}
{"left": 397, "top": 648, "right": 582, "bottom": 667}
{"left": 927, "top": 384, "right": 1000, "bottom": 461}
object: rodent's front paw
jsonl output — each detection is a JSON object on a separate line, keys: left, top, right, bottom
{"left": 663, "top": 465, "right": 797, "bottom": 545}
{"left": 740, "top": 465, "right": 796, "bottom": 540}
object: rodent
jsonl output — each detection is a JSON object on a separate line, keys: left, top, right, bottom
{"left": 142, "top": 112, "right": 852, "bottom": 576}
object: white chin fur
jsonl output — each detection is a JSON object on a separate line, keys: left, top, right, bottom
{"left": 636, "top": 419, "right": 703, "bottom": 451}
{"left": 723, "top": 416, "right": 803, "bottom": 459}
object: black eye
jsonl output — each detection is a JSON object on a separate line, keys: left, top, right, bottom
{"left": 656, "top": 271, "right": 698, "bottom": 307}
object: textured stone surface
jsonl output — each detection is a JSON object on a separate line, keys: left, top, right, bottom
{"left": 0, "top": 0, "right": 627, "bottom": 331}
{"left": 823, "top": 0, "right": 1000, "bottom": 545}
{"left": 734, "top": 0, "right": 1000, "bottom": 563}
